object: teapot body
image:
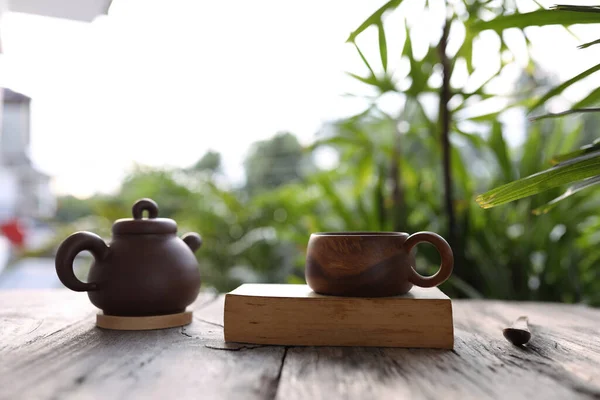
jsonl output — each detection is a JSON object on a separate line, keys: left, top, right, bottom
{"left": 88, "top": 233, "right": 201, "bottom": 316}
{"left": 54, "top": 198, "right": 203, "bottom": 318}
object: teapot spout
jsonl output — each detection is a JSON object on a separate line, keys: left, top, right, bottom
{"left": 182, "top": 233, "right": 202, "bottom": 253}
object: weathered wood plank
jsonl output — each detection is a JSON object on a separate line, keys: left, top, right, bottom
{"left": 1, "top": 291, "right": 599, "bottom": 400}
{"left": 275, "top": 300, "right": 600, "bottom": 400}
{"left": 0, "top": 289, "right": 94, "bottom": 353}
{"left": 0, "top": 290, "right": 285, "bottom": 400}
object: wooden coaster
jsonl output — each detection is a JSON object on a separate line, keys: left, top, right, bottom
{"left": 97, "top": 310, "right": 192, "bottom": 331}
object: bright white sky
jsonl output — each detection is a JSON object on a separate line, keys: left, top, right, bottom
{"left": 0, "top": 0, "right": 598, "bottom": 198}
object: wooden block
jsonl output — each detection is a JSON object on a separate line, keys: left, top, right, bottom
{"left": 224, "top": 284, "right": 453, "bottom": 349}
{"left": 96, "top": 310, "right": 192, "bottom": 331}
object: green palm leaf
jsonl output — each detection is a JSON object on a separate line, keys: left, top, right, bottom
{"left": 489, "top": 122, "right": 513, "bottom": 181}
{"left": 476, "top": 152, "right": 600, "bottom": 208}
{"left": 530, "top": 63, "right": 600, "bottom": 111}
{"left": 533, "top": 176, "right": 600, "bottom": 214}
{"left": 472, "top": 9, "right": 600, "bottom": 32}
{"left": 573, "top": 86, "right": 600, "bottom": 108}
{"left": 352, "top": 42, "right": 375, "bottom": 76}
{"left": 551, "top": 5, "right": 600, "bottom": 13}
{"left": 346, "top": 0, "right": 402, "bottom": 43}
{"left": 529, "top": 107, "right": 600, "bottom": 121}
{"left": 578, "top": 38, "right": 600, "bottom": 49}
{"left": 551, "top": 140, "right": 600, "bottom": 164}
{"left": 377, "top": 20, "right": 388, "bottom": 72}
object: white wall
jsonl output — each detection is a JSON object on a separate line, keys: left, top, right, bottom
{"left": 0, "top": 167, "right": 17, "bottom": 221}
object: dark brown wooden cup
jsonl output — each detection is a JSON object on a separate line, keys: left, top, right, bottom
{"left": 305, "top": 232, "right": 453, "bottom": 297}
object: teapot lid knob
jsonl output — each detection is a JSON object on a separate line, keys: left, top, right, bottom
{"left": 132, "top": 198, "right": 159, "bottom": 219}
{"left": 112, "top": 198, "right": 176, "bottom": 234}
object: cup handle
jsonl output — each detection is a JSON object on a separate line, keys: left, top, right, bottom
{"left": 55, "top": 231, "right": 109, "bottom": 292}
{"left": 403, "top": 231, "right": 453, "bottom": 288}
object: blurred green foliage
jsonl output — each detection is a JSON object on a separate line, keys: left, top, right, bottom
{"left": 47, "top": 113, "right": 600, "bottom": 305}
{"left": 43, "top": 0, "right": 600, "bottom": 305}
{"left": 191, "top": 151, "right": 222, "bottom": 174}
{"left": 474, "top": 5, "right": 600, "bottom": 209}
{"left": 244, "top": 132, "right": 315, "bottom": 194}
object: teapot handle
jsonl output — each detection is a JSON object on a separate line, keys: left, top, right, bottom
{"left": 55, "top": 231, "right": 109, "bottom": 292}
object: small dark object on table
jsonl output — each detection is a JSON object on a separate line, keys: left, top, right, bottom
{"left": 503, "top": 316, "right": 531, "bottom": 346}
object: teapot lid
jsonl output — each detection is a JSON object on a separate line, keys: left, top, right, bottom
{"left": 112, "top": 198, "right": 177, "bottom": 235}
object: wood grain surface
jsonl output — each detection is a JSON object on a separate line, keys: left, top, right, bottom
{"left": 1, "top": 289, "right": 599, "bottom": 400}
{"left": 224, "top": 284, "right": 453, "bottom": 348}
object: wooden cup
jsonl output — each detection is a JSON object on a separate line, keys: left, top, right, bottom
{"left": 305, "top": 232, "right": 453, "bottom": 297}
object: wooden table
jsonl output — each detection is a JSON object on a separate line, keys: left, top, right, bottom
{"left": 1, "top": 290, "right": 599, "bottom": 400}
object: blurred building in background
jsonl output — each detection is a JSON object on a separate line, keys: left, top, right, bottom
{"left": 0, "top": 87, "right": 57, "bottom": 280}
{"left": 0, "top": 0, "right": 113, "bottom": 285}
{"left": 0, "top": 0, "right": 114, "bottom": 229}
{"left": 0, "top": 88, "right": 55, "bottom": 222}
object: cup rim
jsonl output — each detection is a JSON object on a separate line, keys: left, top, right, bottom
{"left": 311, "top": 231, "right": 407, "bottom": 236}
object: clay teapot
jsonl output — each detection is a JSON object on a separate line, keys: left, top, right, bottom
{"left": 55, "top": 198, "right": 202, "bottom": 317}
